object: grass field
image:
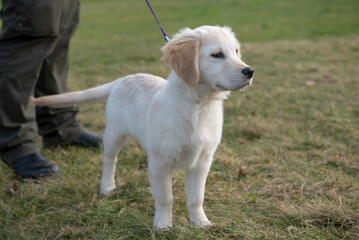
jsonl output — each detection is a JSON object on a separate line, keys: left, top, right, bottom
{"left": 1, "top": 0, "right": 359, "bottom": 239}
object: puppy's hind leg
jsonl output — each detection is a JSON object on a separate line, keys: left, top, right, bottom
{"left": 100, "top": 126, "right": 128, "bottom": 196}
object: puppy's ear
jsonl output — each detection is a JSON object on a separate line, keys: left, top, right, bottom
{"left": 161, "top": 29, "right": 202, "bottom": 87}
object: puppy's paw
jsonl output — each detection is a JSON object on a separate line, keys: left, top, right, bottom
{"left": 191, "top": 219, "right": 213, "bottom": 228}
{"left": 153, "top": 221, "right": 172, "bottom": 231}
{"left": 153, "top": 213, "right": 172, "bottom": 231}
{"left": 100, "top": 184, "right": 116, "bottom": 196}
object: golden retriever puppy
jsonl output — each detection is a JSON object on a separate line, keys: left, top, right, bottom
{"left": 34, "top": 26, "right": 254, "bottom": 229}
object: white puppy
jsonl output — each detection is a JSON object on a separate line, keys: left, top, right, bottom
{"left": 34, "top": 26, "right": 254, "bottom": 229}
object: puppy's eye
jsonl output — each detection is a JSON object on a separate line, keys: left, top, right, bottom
{"left": 211, "top": 52, "right": 224, "bottom": 58}
{"left": 236, "top": 49, "right": 239, "bottom": 55}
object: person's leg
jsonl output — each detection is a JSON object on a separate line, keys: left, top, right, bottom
{"left": 0, "top": 30, "right": 56, "bottom": 161}
{"left": 35, "top": 0, "right": 102, "bottom": 148}
{"left": 35, "top": 0, "right": 85, "bottom": 145}
{"left": 0, "top": 0, "right": 64, "bottom": 176}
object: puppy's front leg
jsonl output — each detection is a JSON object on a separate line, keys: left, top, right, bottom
{"left": 148, "top": 160, "right": 173, "bottom": 230}
{"left": 185, "top": 157, "right": 213, "bottom": 227}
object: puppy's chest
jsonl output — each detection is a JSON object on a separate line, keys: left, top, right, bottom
{"left": 171, "top": 116, "right": 221, "bottom": 169}
{"left": 148, "top": 100, "right": 224, "bottom": 168}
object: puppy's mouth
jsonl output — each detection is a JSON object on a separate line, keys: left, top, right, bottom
{"left": 216, "top": 81, "right": 251, "bottom": 91}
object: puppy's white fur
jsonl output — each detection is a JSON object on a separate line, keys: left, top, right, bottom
{"left": 34, "top": 26, "right": 253, "bottom": 229}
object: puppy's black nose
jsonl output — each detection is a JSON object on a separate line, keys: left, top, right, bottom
{"left": 242, "top": 67, "right": 254, "bottom": 78}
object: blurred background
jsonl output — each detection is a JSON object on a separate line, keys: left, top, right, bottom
{"left": 71, "top": 0, "right": 359, "bottom": 80}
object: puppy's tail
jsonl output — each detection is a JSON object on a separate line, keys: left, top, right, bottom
{"left": 33, "top": 80, "right": 118, "bottom": 106}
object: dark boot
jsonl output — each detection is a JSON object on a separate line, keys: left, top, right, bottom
{"left": 43, "top": 131, "right": 103, "bottom": 149}
{"left": 2, "top": 153, "right": 59, "bottom": 178}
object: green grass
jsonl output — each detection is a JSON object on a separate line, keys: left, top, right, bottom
{"left": 1, "top": 0, "right": 359, "bottom": 239}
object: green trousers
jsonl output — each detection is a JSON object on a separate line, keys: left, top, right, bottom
{"left": 0, "top": 0, "right": 85, "bottom": 160}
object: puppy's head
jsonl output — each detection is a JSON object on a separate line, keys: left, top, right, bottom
{"left": 162, "top": 26, "right": 253, "bottom": 91}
